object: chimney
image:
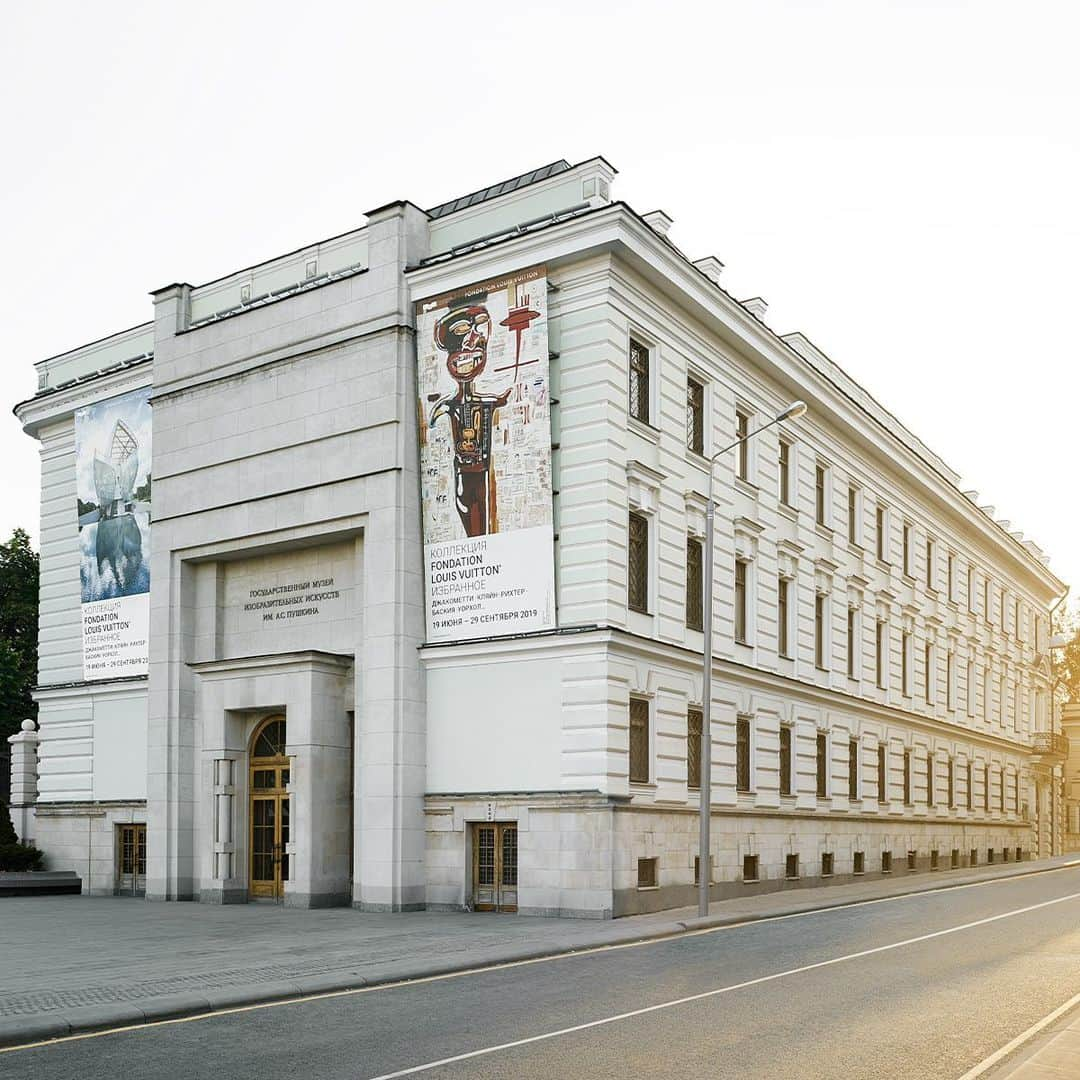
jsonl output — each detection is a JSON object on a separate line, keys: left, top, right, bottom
{"left": 643, "top": 210, "right": 674, "bottom": 238}
{"left": 693, "top": 256, "right": 725, "bottom": 284}
{"left": 741, "top": 296, "right": 769, "bottom": 321}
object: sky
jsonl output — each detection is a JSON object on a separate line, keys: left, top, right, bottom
{"left": 1, "top": 0, "right": 1077, "bottom": 603}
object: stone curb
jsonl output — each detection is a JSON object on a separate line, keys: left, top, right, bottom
{"left": 0, "top": 858, "right": 1073, "bottom": 1052}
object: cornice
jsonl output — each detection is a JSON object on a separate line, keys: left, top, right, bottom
{"left": 15, "top": 361, "right": 152, "bottom": 438}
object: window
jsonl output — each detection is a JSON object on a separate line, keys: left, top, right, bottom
{"left": 987, "top": 848, "right": 994, "bottom": 865}
{"left": 853, "top": 851, "right": 865, "bottom": 874}
{"left": 984, "top": 577, "right": 992, "bottom": 624}
{"left": 694, "top": 855, "right": 712, "bottom": 884}
{"left": 951, "top": 849, "right": 960, "bottom": 869}
{"left": 930, "top": 849, "right": 939, "bottom": 870}
{"left": 1015, "top": 598, "right": 1023, "bottom": 640}
{"left": 902, "top": 523, "right": 913, "bottom": 577}
{"left": 848, "top": 738, "right": 859, "bottom": 801}
{"left": 876, "top": 621, "right": 887, "bottom": 689}
{"left": 966, "top": 760, "right": 973, "bottom": 810}
{"left": 903, "top": 749, "right": 912, "bottom": 804}
{"left": 902, "top": 631, "right": 911, "bottom": 696}
{"left": 847, "top": 607, "right": 857, "bottom": 678}
{"left": 924, "top": 641, "right": 934, "bottom": 705}
{"left": 786, "top": 853, "right": 800, "bottom": 879}
{"left": 966, "top": 658, "right": 976, "bottom": 716}
{"left": 947, "top": 553, "right": 955, "bottom": 601}
{"left": 907, "top": 850, "right": 917, "bottom": 871}
{"left": 925, "top": 538, "right": 935, "bottom": 590}
{"left": 742, "top": 854, "right": 759, "bottom": 882}
{"left": 736, "top": 409, "right": 751, "bottom": 481}
{"left": 816, "top": 732, "right": 829, "bottom": 798}
{"left": 1000, "top": 587, "right": 1007, "bottom": 635}
{"left": 881, "top": 850, "right": 892, "bottom": 873}
{"left": 734, "top": 560, "right": 749, "bottom": 644}
{"left": 876, "top": 504, "right": 887, "bottom": 561}
{"left": 1000, "top": 671, "right": 1007, "bottom": 725}
{"left": 687, "top": 708, "right": 702, "bottom": 790}
{"left": 926, "top": 752, "right": 935, "bottom": 807}
{"left": 778, "top": 439, "right": 792, "bottom": 506}
{"left": 627, "top": 512, "right": 649, "bottom": 613}
{"left": 821, "top": 852, "right": 834, "bottom": 877}
{"left": 1014, "top": 770, "right": 1019, "bottom": 813}
{"left": 967, "top": 565, "right": 974, "bottom": 612}
{"left": 736, "top": 716, "right": 751, "bottom": 792}
{"left": 778, "top": 577, "right": 791, "bottom": 657}
{"left": 999, "top": 766, "right": 1005, "bottom": 812}
{"left": 983, "top": 764, "right": 990, "bottom": 812}
{"left": 629, "top": 698, "right": 650, "bottom": 784}
{"left": 779, "top": 726, "right": 793, "bottom": 796}
{"left": 814, "top": 594, "right": 827, "bottom": 670}
{"left": 686, "top": 377, "right": 704, "bottom": 454}
{"left": 947, "top": 757, "right": 955, "bottom": 808}
{"left": 1016, "top": 846, "right": 1023, "bottom": 863}
{"left": 815, "top": 463, "right": 828, "bottom": 526}
{"left": 848, "top": 485, "right": 859, "bottom": 545}
{"left": 686, "top": 538, "right": 703, "bottom": 631}
{"left": 970, "top": 848, "right": 978, "bottom": 866}
{"left": 628, "top": 338, "right": 650, "bottom": 424}
{"left": 877, "top": 744, "right": 887, "bottom": 803}
{"left": 637, "top": 856, "right": 658, "bottom": 888}
{"left": 946, "top": 651, "right": 955, "bottom": 711}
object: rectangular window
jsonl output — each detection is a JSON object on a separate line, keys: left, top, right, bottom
{"left": 967, "top": 565, "right": 974, "bottom": 612}
{"left": 903, "top": 749, "right": 912, "bottom": 804}
{"left": 734, "top": 559, "right": 748, "bottom": 644}
{"left": 687, "top": 708, "right": 702, "bottom": 791}
{"left": 1014, "top": 770, "right": 1020, "bottom": 813}
{"left": 628, "top": 338, "right": 650, "bottom": 424}
{"left": 926, "top": 538, "right": 935, "bottom": 590}
{"left": 848, "top": 738, "right": 859, "bottom": 801}
{"left": 947, "top": 757, "right": 955, "bottom": 808}
{"left": 1000, "top": 587, "right": 1007, "bottom": 635}
{"left": 686, "top": 377, "right": 704, "bottom": 454}
{"left": 967, "top": 658, "right": 976, "bottom": 716}
{"left": 966, "top": 760, "right": 973, "bottom": 810}
{"left": 881, "top": 850, "right": 892, "bottom": 873}
{"left": 902, "top": 632, "right": 911, "bottom": 696}
{"left": 951, "top": 849, "right": 960, "bottom": 869}
{"left": 778, "top": 439, "right": 792, "bottom": 506}
{"left": 848, "top": 485, "right": 858, "bottom": 545}
{"left": 1015, "top": 598, "right": 1022, "bottom": 640}
{"left": 927, "top": 752, "right": 935, "bottom": 807}
{"left": 930, "top": 849, "right": 939, "bottom": 870}
{"left": 847, "top": 607, "right": 857, "bottom": 678}
{"left": 686, "top": 537, "right": 703, "bottom": 631}
{"left": 629, "top": 698, "right": 650, "bottom": 784}
{"left": 779, "top": 726, "right": 793, "bottom": 796}
{"left": 999, "top": 766, "right": 1005, "bottom": 812}
{"left": 876, "top": 504, "right": 887, "bottom": 562}
{"left": 637, "top": 856, "right": 657, "bottom": 888}
{"left": 877, "top": 744, "right": 887, "bottom": 803}
{"left": 947, "top": 553, "right": 955, "bottom": 601}
{"left": 924, "top": 641, "right": 934, "bottom": 705}
{"left": 816, "top": 732, "right": 829, "bottom": 798}
{"left": 984, "top": 764, "right": 990, "bottom": 812}
{"left": 786, "top": 853, "right": 800, "bottom": 879}
{"left": 853, "top": 851, "right": 865, "bottom": 874}
{"left": 815, "top": 463, "right": 828, "bottom": 526}
{"left": 736, "top": 408, "right": 751, "bottom": 481}
{"left": 742, "top": 854, "right": 759, "bottom": 882}
{"left": 821, "top": 852, "right": 834, "bottom": 877}
{"left": 946, "top": 651, "right": 955, "bottom": 710}
{"left": 902, "top": 523, "right": 912, "bottom": 577}
{"left": 876, "top": 621, "right": 887, "bottom": 689}
{"left": 984, "top": 577, "right": 992, "bottom": 624}
{"left": 627, "top": 512, "right": 649, "bottom": 613}
{"left": 814, "top": 594, "right": 827, "bottom": 670}
{"left": 736, "top": 716, "right": 751, "bottom": 793}
{"left": 778, "top": 577, "right": 791, "bottom": 657}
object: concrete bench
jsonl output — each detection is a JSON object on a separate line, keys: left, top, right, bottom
{"left": 0, "top": 871, "right": 82, "bottom": 897}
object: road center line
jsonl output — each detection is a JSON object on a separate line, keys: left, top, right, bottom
{"left": 365, "top": 888, "right": 1080, "bottom": 1080}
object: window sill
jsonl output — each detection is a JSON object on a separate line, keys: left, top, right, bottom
{"left": 636, "top": 885, "right": 660, "bottom": 892}
{"left": 814, "top": 523, "right": 833, "bottom": 538}
{"left": 778, "top": 502, "right": 798, "bottom": 522}
{"left": 734, "top": 477, "right": 758, "bottom": 498}
{"left": 628, "top": 416, "right": 660, "bottom": 441}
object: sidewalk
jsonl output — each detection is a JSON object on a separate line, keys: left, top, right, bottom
{"left": 984, "top": 995, "right": 1080, "bottom": 1078}
{"left": 1, "top": 854, "right": 1077, "bottom": 1049}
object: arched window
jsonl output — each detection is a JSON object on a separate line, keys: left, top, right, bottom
{"left": 251, "top": 716, "right": 287, "bottom": 761}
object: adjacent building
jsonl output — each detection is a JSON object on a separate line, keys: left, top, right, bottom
{"left": 10, "top": 157, "right": 1068, "bottom": 917}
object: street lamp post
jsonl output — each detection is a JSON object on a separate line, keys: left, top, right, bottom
{"left": 698, "top": 399, "right": 807, "bottom": 918}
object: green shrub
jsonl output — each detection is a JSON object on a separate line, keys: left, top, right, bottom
{"left": 0, "top": 841, "right": 44, "bottom": 872}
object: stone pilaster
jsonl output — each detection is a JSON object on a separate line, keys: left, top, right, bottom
{"left": 7, "top": 719, "right": 39, "bottom": 843}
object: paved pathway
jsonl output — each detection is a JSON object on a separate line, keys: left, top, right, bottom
{"left": 1, "top": 854, "right": 1077, "bottom": 1050}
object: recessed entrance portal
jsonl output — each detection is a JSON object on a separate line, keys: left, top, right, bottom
{"left": 471, "top": 822, "right": 518, "bottom": 912}
{"left": 249, "top": 715, "right": 289, "bottom": 900}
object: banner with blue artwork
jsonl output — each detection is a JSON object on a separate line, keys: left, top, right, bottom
{"left": 74, "top": 386, "right": 152, "bottom": 680}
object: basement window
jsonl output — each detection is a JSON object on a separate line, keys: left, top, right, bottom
{"left": 637, "top": 857, "right": 658, "bottom": 889}
{"left": 930, "top": 849, "right": 939, "bottom": 871}
{"left": 785, "top": 853, "right": 800, "bottom": 880}
{"left": 881, "top": 851, "right": 892, "bottom": 874}
{"left": 821, "top": 852, "right": 834, "bottom": 878}
{"left": 951, "top": 849, "right": 960, "bottom": 869}
{"left": 907, "top": 850, "right": 917, "bottom": 871}
{"left": 742, "top": 854, "right": 759, "bottom": 883}
{"left": 853, "top": 851, "right": 865, "bottom": 875}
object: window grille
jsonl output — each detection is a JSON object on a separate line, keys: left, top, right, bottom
{"left": 628, "top": 512, "right": 649, "bottom": 613}
{"left": 686, "top": 378, "right": 704, "bottom": 454}
{"left": 629, "top": 698, "right": 650, "bottom": 784}
{"left": 686, "top": 538, "right": 703, "bottom": 631}
{"left": 629, "top": 339, "right": 650, "bottom": 423}
{"left": 687, "top": 708, "right": 702, "bottom": 790}
{"left": 736, "top": 716, "right": 751, "bottom": 792}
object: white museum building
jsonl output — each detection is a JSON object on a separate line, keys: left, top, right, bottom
{"left": 10, "top": 156, "right": 1069, "bottom": 917}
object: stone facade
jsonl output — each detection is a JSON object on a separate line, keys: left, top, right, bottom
{"left": 13, "top": 156, "right": 1067, "bottom": 917}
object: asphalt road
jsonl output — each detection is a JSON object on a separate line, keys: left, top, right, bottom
{"left": 5, "top": 866, "right": 1080, "bottom": 1080}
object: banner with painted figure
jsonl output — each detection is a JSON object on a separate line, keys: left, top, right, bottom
{"left": 75, "top": 387, "right": 152, "bottom": 679}
{"left": 416, "top": 265, "right": 556, "bottom": 642}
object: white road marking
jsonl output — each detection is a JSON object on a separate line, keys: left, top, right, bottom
{"left": 365, "top": 889, "right": 1080, "bottom": 1080}
{"left": 954, "top": 990, "right": 1080, "bottom": 1079}
{"left": 2, "top": 863, "right": 1078, "bottom": 1056}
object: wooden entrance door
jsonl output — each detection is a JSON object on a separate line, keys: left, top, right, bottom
{"left": 116, "top": 824, "right": 146, "bottom": 895}
{"left": 472, "top": 823, "right": 518, "bottom": 912}
{"left": 249, "top": 716, "right": 290, "bottom": 900}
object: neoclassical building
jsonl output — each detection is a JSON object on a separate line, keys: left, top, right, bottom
{"left": 11, "top": 156, "right": 1068, "bottom": 916}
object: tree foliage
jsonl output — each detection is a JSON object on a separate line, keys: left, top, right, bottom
{"left": 1055, "top": 605, "right": 1080, "bottom": 704}
{"left": 0, "top": 528, "right": 39, "bottom": 745}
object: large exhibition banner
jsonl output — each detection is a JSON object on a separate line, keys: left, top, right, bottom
{"left": 75, "top": 387, "right": 152, "bottom": 680}
{"left": 416, "top": 265, "right": 556, "bottom": 642}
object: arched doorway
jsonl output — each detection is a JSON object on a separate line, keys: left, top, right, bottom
{"left": 249, "top": 715, "right": 289, "bottom": 900}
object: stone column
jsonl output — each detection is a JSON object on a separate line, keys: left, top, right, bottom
{"left": 7, "top": 719, "right": 39, "bottom": 843}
